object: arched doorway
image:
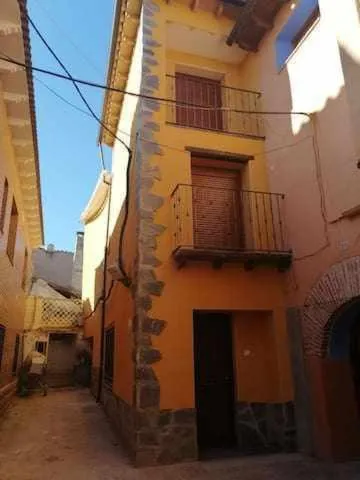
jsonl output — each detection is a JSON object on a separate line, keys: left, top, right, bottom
{"left": 301, "top": 257, "right": 360, "bottom": 460}
{"left": 326, "top": 297, "right": 360, "bottom": 414}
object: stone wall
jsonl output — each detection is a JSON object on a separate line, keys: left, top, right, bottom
{"left": 235, "top": 401, "right": 296, "bottom": 454}
{"left": 135, "top": 408, "right": 198, "bottom": 466}
{"left": 102, "top": 387, "right": 136, "bottom": 457}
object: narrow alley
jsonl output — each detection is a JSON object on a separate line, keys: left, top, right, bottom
{"left": 0, "top": 390, "right": 359, "bottom": 480}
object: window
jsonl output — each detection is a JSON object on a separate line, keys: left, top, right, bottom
{"left": 6, "top": 199, "right": 18, "bottom": 264}
{"left": 12, "top": 334, "right": 20, "bottom": 375}
{"left": 276, "top": 0, "right": 320, "bottom": 70}
{"left": 0, "top": 325, "right": 5, "bottom": 370}
{"left": 104, "top": 327, "right": 114, "bottom": 386}
{"left": 0, "top": 178, "right": 8, "bottom": 233}
{"left": 292, "top": 6, "right": 320, "bottom": 49}
{"left": 22, "top": 249, "right": 28, "bottom": 289}
{"left": 175, "top": 73, "right": 223, "bottom": 131}
{"left": 35, "top": 341, "right": 47, "bottom": 355}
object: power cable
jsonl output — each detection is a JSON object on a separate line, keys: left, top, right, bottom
{"left": 26, "top": 15, "right": 131, "bottom": 156}
{"left": 0, "top": 54, "right": 311, "bottom": 118}
{"left": 25, "top": 15, "right": 132, "bottom": 287}
{"left": 33, "top": 73, "right": 315, "bottom": 162}
{"left": 32, "top": 0, "right": 103, "bottom": 75}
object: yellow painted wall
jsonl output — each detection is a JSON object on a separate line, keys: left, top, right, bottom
{"left": 82, "top": 20, "right": 143, "bottom": 404}
{"left": 232, "top": 310, "right": 288, "bottom": 403}
{"left": 0, "top": 90, "right": 33, "bottom": 384}
{"left": 89, "top": 0, "right": 294, "bottom": 412}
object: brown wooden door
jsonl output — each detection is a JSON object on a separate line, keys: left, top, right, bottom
{"left": 175, "top": 73, "right": 223, "bottom": 130}
{"left": 192, "top": 165, "right": 241, "bottom": 250}
{"left": 194, "top": 312, "right": 236, "bottom": 451}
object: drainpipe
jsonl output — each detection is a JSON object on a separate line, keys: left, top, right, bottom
{"left": 96, "top": 150, "right": 113, "bottom": 403}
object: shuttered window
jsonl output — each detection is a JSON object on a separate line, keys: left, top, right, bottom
{"left": 6, "top": 199, "right": 18, "bottom": 264}
{"left": 104, "top": 327, "right": 114, "bottom": 386}
{"left": 175, "top": 73, "right": 223, "bottom": 131}
{"left": 0, "top": 178, "right": 8, "bottom": 233}
{"left": 12, "top": 334, "right": 20, "bottom": 375}
{"left": 192, "top": 164, "right": 242, "bottom": 250}
{"left": 22, "top": 248, "right": 28, "bottom": 289}
{"left": 0, "top": 325, "right": 5, "bottom": 370}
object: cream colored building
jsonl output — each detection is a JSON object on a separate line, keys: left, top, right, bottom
{"left": 0, "top": 0, "right": 43, "bottom": 406}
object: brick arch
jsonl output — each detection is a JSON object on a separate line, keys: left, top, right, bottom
{"left": 302, "top": 256, "right": 360, "bottom": 356}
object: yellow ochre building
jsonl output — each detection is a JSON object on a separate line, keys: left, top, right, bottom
{"left": 0, "top": 0, "right": 43, "bottom": 410}
{"left": 82, "top": 0, "right": 295, "bottom": 466}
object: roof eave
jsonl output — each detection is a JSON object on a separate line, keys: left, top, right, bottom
{"left": 18, "top": 0, "right": 44, "bottom": 246}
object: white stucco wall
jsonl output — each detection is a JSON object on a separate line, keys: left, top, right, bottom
{"left": 32, "top": 248, "right": 74, "bottom": 291}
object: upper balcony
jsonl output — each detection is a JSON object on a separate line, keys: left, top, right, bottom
{"left": 170, "top": 184, "right": 292, "bottom": 270}
{"left": 25, "top": 296, "right": 83, "bottom": 331}
{"left": 166, "top": 73, "right": 264, "bottom": 140}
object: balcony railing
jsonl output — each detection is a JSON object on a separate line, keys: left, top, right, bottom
{"left": 166, "top": 74, "right": 264, "bottom": 139}
{"left": 170, "top": 184, "right": 291, "bottom": 269}
{"left": 25, "top": 296, "right": 83, "bottom": 331}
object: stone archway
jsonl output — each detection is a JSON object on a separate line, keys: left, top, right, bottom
{"left": 303, "top": 256, "right": 360, "bottom": 357}
{"left": 301, "top": 256, "right": 360, "bottom": 460}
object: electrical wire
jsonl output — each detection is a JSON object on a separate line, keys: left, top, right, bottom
{"left": 0, "top": 53, "right": 311, "bottom": 118}
{"left": 32, "top": 0, "right": 102, "bottom": 75}
{"left": 8, "top": 16, "right": 329, "bottom": 266}
{"left": 25, "top": 15, "right": 132, "bottom": 286}
{"left": 99, "top": 143, "right": 106, "bottom": 171}
{"left": 26, "top": 15, "right": 131, "bottom": 156}
{"left": 33, "top": 74, "right": 315, "bottom": 161}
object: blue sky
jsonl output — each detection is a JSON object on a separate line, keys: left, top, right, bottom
{"left": 28, "top": 0, "right": 114, "bottom": 251}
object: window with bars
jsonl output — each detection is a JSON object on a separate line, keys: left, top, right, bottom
{"left": 0, "top": 325, "right": 5, "bottom": 370}
{"left": 104, "top": 327, "right": 115, "bottom": 386}
{"left": 175, "top": 73, "right": 223, "bottom": 131}
{"left": 0, "top": 178, "right": 8, "bottom": 233}
{"left": 6, "top": 199, "right": 18, "bottom": 264}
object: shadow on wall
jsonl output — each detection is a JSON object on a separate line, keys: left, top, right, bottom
{"left": 272, "top": 3, "right": 360, "bottom": 461}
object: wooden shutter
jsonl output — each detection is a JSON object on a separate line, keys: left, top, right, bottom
{"left": 192, "top": 165, "right": 241, "bottom": 250}
{"left": 6, "top": 199, "right": 18, "bottom": 264}
{"left": 0, "top": 178, "right": 8, "bottom": 233}
{"left": 175, "top": 73, "right": 223, "bottom": 131}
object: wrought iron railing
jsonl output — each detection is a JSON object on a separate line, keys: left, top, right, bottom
{"left": 166, "top": 74, "right": 264, "bottom": 138}
{"left": 171, "top": 184, "right": 290, "bottom": 255}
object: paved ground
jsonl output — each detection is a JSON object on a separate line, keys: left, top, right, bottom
{"left": 1, "top": 390, "right": 360, "bottom": 480}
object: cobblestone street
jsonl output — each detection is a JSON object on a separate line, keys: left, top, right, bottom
{"left": 0, "top": 389, "right": 360, "bottom": 480}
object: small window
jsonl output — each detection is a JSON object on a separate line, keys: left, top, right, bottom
{"left": 292, "top": 6, "right": 320, "bottom": 49}
{"left": 0, "top": 325, "right": 5, "bottom": 370}
{"left": 12, "top": 334, "right": 20, "bottom": 375}
{"left": 276, "top": 0, "right": 320, "bottom": 70}
{"left": 104, "top": 327, "right": 115, "bottom": 386}
{"left": 6, "top": 199, "right": 18, "bottom": 264}
{"left": 22, "top": 248, "right": 28, "bottom": 289}
{"left": 35, "top": 341, "right": 47, "bottom": 355}
{"left": 0, "top": 178, "right": 8, "bottom": 233}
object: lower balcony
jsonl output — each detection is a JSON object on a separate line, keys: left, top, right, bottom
{"left": 171, "top": 184, "right": 292, "bottom": 270}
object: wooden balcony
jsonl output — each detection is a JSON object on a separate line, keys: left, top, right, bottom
{"left": 226, "top": 0, "right": 290, "bottom": 51}
{"left": 166, "top": 74, "right": 264, "bottom": 139}
{"left": 25, "top": 296, "right": 83, "bottom": 331}
{"left": 170, "top": 184, "right": 292, "bottom": 270}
